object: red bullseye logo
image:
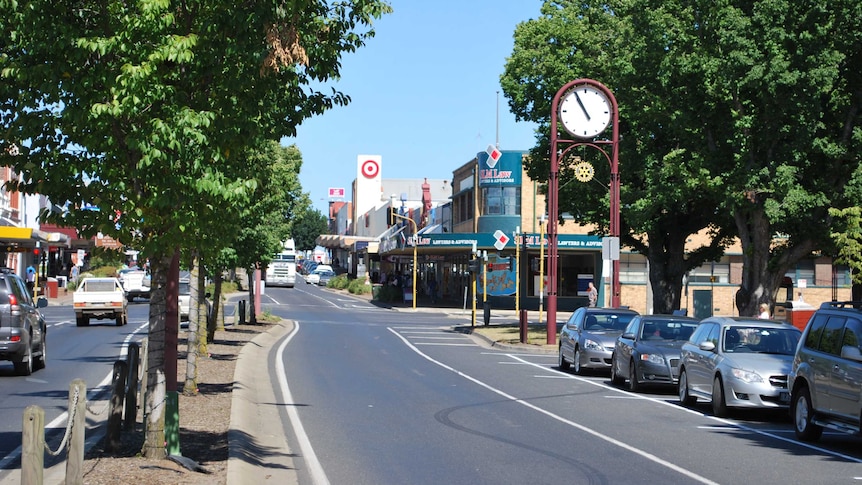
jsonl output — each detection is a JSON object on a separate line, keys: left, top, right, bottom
{"left": 361, "top": 159, "right": 379, "bottom": 179}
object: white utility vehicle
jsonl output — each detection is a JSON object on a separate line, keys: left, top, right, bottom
{"left": 73, "top": 277, "right": 128, "bottom": 327}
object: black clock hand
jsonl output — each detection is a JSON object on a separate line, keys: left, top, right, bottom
{"left": 574, "top": 92, "right": 591, "bottom": 121}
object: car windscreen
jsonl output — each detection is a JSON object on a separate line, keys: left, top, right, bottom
{"left": 640, "top": 320, "right": 698, "bottom": 341}
{"left": 588, "top": 313, "right": 636, "bottom": 331}
{"left": 722, "top": 326, "right": 801, "bottom": 354}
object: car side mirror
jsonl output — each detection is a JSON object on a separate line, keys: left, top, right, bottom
{"left": 622, "top": 332, "right": 635, "bottom": 340}
{"left": 699, "top": 341, "right": 716, "bottom": 352}
{"left": 36, "top": 296, "right": 48, "bottom": 308}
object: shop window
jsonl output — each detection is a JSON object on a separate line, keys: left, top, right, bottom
{"left": 482, "top": 187, "right": 520, "bottom": 216}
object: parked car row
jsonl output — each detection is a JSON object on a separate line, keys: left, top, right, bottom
{"left": 559, "top": 303, "right": 862, "bottom": 443}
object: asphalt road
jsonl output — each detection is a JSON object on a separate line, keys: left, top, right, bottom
{"left": 261, "top": 282, "right": 862, "bottom": 485}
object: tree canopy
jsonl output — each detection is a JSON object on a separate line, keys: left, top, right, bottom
{"left": 502, "top": 0, "right": 862, "bottom": 314}
{"left": 1, "top": 0, "right": 391, "bottom": 457}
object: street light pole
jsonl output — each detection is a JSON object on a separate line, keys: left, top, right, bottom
{"left": 392, "top": 213, "right": 418, "bottom": 310}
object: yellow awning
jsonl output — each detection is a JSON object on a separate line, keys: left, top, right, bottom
{"left": 0, "top": 227, "right": 34, "bottom": 240}
{"left": 0, "top": 226, "right": 71, "bottom": 246}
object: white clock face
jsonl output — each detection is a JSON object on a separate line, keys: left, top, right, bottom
{"left": 559, "top": 85, "right": 611, "bottom": 139}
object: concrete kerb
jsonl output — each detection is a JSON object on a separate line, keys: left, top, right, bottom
{"left": 227, "top": 319, "right": 299, "bottom": 485}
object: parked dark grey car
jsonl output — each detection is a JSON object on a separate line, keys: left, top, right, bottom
{"left": 558, "top": 307, "right": 639, "bottom": 375}
{"left": 0, "top": 267, "right": 48, "bottom": 375}
{"left": 611, "top": 314, "right": 700, "bottom": 391}
{"left": 790, "top": 301, "right": 862, "bottom": 442}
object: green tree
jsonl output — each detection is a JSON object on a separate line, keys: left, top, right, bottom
{"left": 502, "top": 0, "right": 862, "bottom": 315}
{"left": 231, "top": 141, "right": 306, "bottom": 322}
{"left": 293, "top": 205, "right": 330, "bottom": 251}
{"left": 1, "top": 0, "right": 390, "bottom": 458}
{"left": 831, "top": 206, "right": 862, "bottom": 298}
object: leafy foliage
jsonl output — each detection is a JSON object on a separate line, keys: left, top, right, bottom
{"left": 502, "top": 0, "right": 862, "bottom": 313}
{"left": 293, "top": 206, "right": 330, "bottom": 251}
{"left": 1, "top": 0, "right": 391, "bottom": 458}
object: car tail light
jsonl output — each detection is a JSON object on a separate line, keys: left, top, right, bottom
{"left": 10, "top": 335, "right": 21, "bottom": 342}
{"left": 8, "top": 294, "right": 20, "bottom": 312}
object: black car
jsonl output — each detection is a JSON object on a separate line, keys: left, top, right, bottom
{"left": 0, "top": 267, "right": 48, "bottom": 375}
{"left": 610, "top": 314, "right": 700, "bottom": 391}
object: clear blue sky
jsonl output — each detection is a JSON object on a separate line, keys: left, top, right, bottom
{"left": 283, "top": 1, "right": 543, "bottom": 215}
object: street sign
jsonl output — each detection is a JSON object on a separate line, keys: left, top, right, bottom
{"left": 493, "top": 230, "right": 509, "bottom": 251}
{"left": 602, "top": 236, "right": 620, "bottom": 260}
{"left": 486, "top": 144, "right": 502, "bottom": 168}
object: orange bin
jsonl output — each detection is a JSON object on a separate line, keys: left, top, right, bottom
{"left": 46, "top": 279, "right": 58, "bottom": 298}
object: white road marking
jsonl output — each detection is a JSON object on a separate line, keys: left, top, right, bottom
{"left": 506, "top": 354, "right": 862, "bottom": 465}
{"left": 389, "top": 328, "right": 720, "bottom": 485}
{"left": 275, "top": 323, "right": 330, "bottom": 485}
{"left": 414, "top": 343, "right": 476, "bottom": 347}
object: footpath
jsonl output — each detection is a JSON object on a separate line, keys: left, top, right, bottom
{"left": 39, "top": 287, "right": 561, "bottom": 484}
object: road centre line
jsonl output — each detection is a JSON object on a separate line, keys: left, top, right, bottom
{"left": 506, "top": 354, "right": 862, "bottom": 465}
{"left": 389, "top": 328, "right": 719, "bottom": 485}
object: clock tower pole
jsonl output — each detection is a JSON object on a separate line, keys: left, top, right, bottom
{"left": 546, "top": 79, "right": 620, "bottom": 345}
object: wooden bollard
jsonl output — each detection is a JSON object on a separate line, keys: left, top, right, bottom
{"left": 67, "top": 378, "right": 87, "bottom": 485}
{"left": 125, "top": 343, "right": 140, "bottom": 430}
{"left": 105, "top": 361, "right": 127, "bottom": 453}
{"left": 21, "top": 405, "right": 44, "bottom": 485}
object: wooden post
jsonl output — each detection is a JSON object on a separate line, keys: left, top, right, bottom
{"left": 66, "top": 378, "right": 87, "bottom": 485}
{"left": 125, "top": 342, "right": 140, "bottom": 430}
{"left": 105, "top": 361, "right": 127, "bottom": 452}
{"left": 21, "top": 405, "right": 44, "bottom": 485}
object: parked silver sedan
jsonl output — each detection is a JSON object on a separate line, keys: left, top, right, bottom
{"left": 558, "top": 307, "right": 639, "bottom": 375}
{"left": 678, "top": 317, "right": 802, "bottom": 417}
{"left": 610, "top": 314, "right": 699, "bottom": 392}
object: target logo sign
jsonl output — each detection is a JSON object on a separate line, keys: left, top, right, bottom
{"left": 361, "top": 159, "right": 380, "bottom": 179}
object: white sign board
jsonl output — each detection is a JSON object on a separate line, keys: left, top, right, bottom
{"left": 602, "top": 237, "right": 620, "bottom": 261}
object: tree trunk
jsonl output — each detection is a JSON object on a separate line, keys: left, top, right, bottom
{"left": 142, "top": 253, "right": 170, "bottom": 459}
{"left": 183, "top": 254, "right": 201, "bottom": 396}
{"left": 647, "top": 238, "right": 687, "bottom": 315}
{"left": 734, "top": 202, "right": 817, "bottom": 317}
{"left": 207, "top": 273, "right": 224, "bottom": 343}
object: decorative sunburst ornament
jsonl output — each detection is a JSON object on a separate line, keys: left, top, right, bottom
{"left": 574, "top": 161, "right": 595, "bottom": 182}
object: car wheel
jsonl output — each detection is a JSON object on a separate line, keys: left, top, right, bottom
{"left": 610, "top": 355, "right": 624, "bottom": 385}
{"left": 792, "top": 385, "right": 823, "bottom": 441}
{"left": 558, "top": 346, "right": 570, "bottom": 371}
{"left": 628, "top": 360, "right": 640, "bottom": 392}
{"left": 573, "top": 347, "right": 585, "bottom": 375}
{"left": 712, "top": 376, "right": 729, "bottom": 418}
{"left": 678, "top": 368, "right": 696, "bottom": 406}
{"left": 76, "top": 315, "right": 89, "bottom": 327}
{"left": 34, "top": 336, "right": 46, "bottom": 371}
{"left": 14, "top": 344, "right": 33, "bottom": 376}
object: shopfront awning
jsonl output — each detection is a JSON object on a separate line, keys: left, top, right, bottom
{"left": 0, "top": 226, "right": 71, "bottom": 247}
{"left": 315, "top": 234, "right": 378, "bottom": 250}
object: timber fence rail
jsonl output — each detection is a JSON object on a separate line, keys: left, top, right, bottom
{"left": 20, "top": 340, "right": 143, "bottom": 485}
